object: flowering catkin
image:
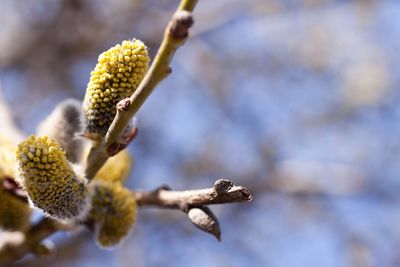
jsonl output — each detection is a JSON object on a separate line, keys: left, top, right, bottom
{"left": 89, "top": 181, "right": 137, "bottom": 247}
{"left": 0, "top": 135, "right": 31, "bottom": 231}
{"left": 0, "top": 175, "right": 31, "bottom": 231}
{"left": 84, "top": 39, "right": 150, "bottom": 135}
{"left": 16, "top": 136, "right": 90, "bottom": 221}
{"left": 94, "top": 149, "right": 132, "bottom": 184}
{"left": 0, "top": 134, "right": 17, "bottom": 177}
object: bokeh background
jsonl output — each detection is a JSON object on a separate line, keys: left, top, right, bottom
{"left": 1, "top": 0, "right": 399, "bottom": 266}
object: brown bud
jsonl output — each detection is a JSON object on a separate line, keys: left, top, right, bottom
{"left": 169, "top": 10, "right": 194, "bottom": 39}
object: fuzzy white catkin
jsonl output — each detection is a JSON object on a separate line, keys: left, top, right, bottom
{"left": 37, "top": 99, "right": 84, "bottom": 163}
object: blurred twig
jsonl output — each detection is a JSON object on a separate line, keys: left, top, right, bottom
{"left": 0, "top": 218, "right": 58, "bottom": 266}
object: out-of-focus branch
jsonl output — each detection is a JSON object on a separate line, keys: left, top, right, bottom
{"left": 85, "top": 0, "right": 198, "bottom": 180}
{"left": 0, "top": 218, "right": 58, "bottom": 266}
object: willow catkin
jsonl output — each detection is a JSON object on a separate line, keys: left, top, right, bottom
{"left": 84, "top": 39, "right": 150, "bottom": 135}
{"left": 16, "top": 136, "right": 90, "bottom": 221}
{"left": 94, "top": 149, "right": 132, "bottom": 184}
{"left": 0, "top": 134, "right": 17, "bottom": 177}
{"left": 37, "top": 99, "right": 84, "bottom": 163}
{"left": 0, "top": 175, "right": 31, "bottom": 231}
{"left": 0, "top": 135, "right": 31, "bottom": 231}
{"left": 89, "top": 181, "right": 137, "bottom": 247}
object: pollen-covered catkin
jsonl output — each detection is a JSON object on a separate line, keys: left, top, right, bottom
{"left": 16, "top": 136, "right": 90, "bottom": 221}
{"left": 95, "top": 149, "right": 132, "bottom": 184}
{"left": 0, "top": 134, "right": 18, "bottom": 177}
{"left": 0, "top": 135, "right": 31, "bottom": 231}
{"left": 0, "top": 175, "right": 31, "bottom": 231}
{"left": 89, "top": 181, "right": 137, "bottom": 247}
{"left": 84, "top": 39, "right": 150, "bottom": 135}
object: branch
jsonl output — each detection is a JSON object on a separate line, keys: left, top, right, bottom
{"left": 85, "top": 0, "right": 198, "bottom": 180}
{"left": 134, "top": 179, "right": 252, "bottom": 241}
{"left": 134, "top": 179, "right": 252, "bottom": 209}
{"left": 0, "top": 179, "right": 252, "bottom": 265}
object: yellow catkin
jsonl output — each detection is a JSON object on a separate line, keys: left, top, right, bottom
{"left": 0, "top": 135, "right": 31, "bottom": 231}
{"left": 89, "top": 181, "right": 137, "bottom": 247}
{"left": 0, "top": 176, "right": 31, "bottom": 231}
{"left": 0, "top": 134, "right": 18, "bottom": 177}
{"left": 95, "top": 149, "right": 132, "bottom": 184}
{"left": 16, "top": 136, "right": 90, "bottom": 220}
{"left": 84, "top": 39, "right": 150, "bottom": 135}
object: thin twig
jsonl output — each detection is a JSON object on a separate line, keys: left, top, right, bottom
{"left": 134, "top": 179, "right": 252, "bottom": 210}
{"left": 85, "top": 0, "right": 198, "bottom": 180}
{"left": 134, "top": 179, "right": 252, "bottom": 241}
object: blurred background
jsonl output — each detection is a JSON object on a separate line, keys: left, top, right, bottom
{"left": 1, "top": 0, "right": 399, "bottom": 266}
